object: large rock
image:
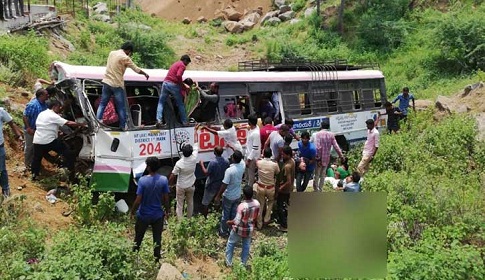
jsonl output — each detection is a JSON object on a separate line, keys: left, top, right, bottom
{"left": 415, "top": 99, "right": 433, "bottom": 111}
{"left": 278, "top": 10, "right": 295, "bottom": 21}
{"left": 182, "top": 17, "right": 191, "bottom": 24}
{"left": 240, "top": 12, "right": 261, "bottom": 25}
{"left": 274, "top": 0, "right": 286, "bottom": 8}
{"left": 92, "top": 14, "right": 111, "bottom": 22}
{"left": 435, "top": 95, "right": 453, "bottom": 113}
{"left": 304, "top": 7, "right": 317, "bottom": 17}
{"left": 224, "top": 7, "right": 243, "bottom": 21}
{"left": 279, "top": 5, "right": 291, "bottom": 14}
{"left": 93, "top": 2, "right": 108, "bottom": 14}
{"left": 223, "top": 21, "right": 244, "bottom": 33}
{"left": 260, "top": 10, "right": 279, "bottom": 25}
{"left": 213, "top": 9, "right": 226, "bottom": 21}
{"left": 264, "top": 17, "right": 282, "bottom": 26}
{"left": 156, "top": 263, "right": 183, "bottom": 280}
{"left": 289, "top": 18, "right": 302, "bottom": 25}
{"left": 197, "top": 16, "right": 207, "bottom": 23}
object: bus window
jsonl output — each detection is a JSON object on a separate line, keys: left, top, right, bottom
{"left": 126, "top": 85, "right": 159, "bottom": 126}
{"left": 354, "top": 90, "right": 362, "bottom": 110}
{"left": 339, "top": 90, "right": 353, "bottom": 112}
{"left": 299, "top": 92, "right": 311, "bottom": 115}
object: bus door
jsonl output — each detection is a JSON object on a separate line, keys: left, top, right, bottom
{"left": 247, "top": 83, "right": 283, "bottom": 123}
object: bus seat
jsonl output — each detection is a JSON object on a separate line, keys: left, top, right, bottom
{"left": 130, "top": 104, "right": 142, "bottom": 127}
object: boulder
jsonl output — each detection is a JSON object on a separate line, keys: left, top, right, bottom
{"left": 289, "top": 18, "right": 301, "bottom": 25}
{"left": 462, "top": 82, "right": 484, "bottom": 97}
{"left": 455, "top": 104, "right": 470, "bottom": 113}
{"left": 260, "top": 10, "right": 279, "bottom": 25}
{"left": 279, "top": 5, "right": 291, "bottom": 14}
{"left": 240, "top": 12, "right": 261, "bottom": 25}
{"left": 435, "top": 95, "right": 453, "bottom": 113}
{"left": 224, "top": 7, "right": 243, "bottom": 21}
{"left": 304, "top": 7, "right": 317, "bottom": 17}
{"left": 274, "top": 0, "right": 286, "bottom": 8}
{"left": 241, "top": 21, "right": 256, "bottom": 31}
{"left": 156, "top": 263, "right": 183, "bottom": 280}
{"left": 223, "top": 21, "right": 244, "bottom": 33}
{"left": 92, "top": 14, "right": 111, "bottom": 22}
{"left": 415, "top": 99, "right": 433, "bottom": 111}
{"left": 278, "top": 10, "right": 295, "bottom": 21}
{"left": 93, "top": 2, "right": 108, "bottom": 14}
{"left": 264, "top": 17, "right": 282, "bottom": 26}
{"left": 197, "top": 16, "right": 207, "bottom": 23}
{"left": 213, "top": 9, "right": 226, "bottom": 20}
{"left": 182, "top": 17, "right": 191, "bottom": 24}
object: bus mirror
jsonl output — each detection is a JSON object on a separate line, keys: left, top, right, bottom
{"left": 111, "top": 138, "right": 120, "bottom": 152}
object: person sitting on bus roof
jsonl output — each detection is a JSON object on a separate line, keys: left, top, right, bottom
{"left": 202, "top": 119, "right": 242, "bottom": 158}
{"left": 97, "top": 41, "right": 149, "bottom": 131}
{"left": 275, "top": 118, "right": 300, "bottom": 141}
{"left": 191, "top": 82, "right": 219, "bottom": 123}
{"left": 156, "top": 55, "right": 191, "bottom": 127}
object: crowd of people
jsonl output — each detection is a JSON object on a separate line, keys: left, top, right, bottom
{"left": 10, "top": 41, "right": 417, "bottom": 268}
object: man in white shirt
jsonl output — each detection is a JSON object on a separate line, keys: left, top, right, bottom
{"left": 357, "top": 119, "right": 380, "bottom": 176}
{"left": 169, "top": 143, "right": 199, "bottom": 219}
{"left": 245, "top": 114, "right": 261, "bottom": 187}
{"left": 31, "top": 100, "right": 86, "bottom": 181}
{"left": 264, "top": 124, "right": 289, "bottom": 162}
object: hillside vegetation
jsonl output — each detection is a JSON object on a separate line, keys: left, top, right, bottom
{"left": 0, "top": 0, "right": 484, "bottom": 279}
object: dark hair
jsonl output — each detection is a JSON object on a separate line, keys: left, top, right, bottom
{"left": 181, "top": 144, "right": 193, "bottom": 157}
{"left": 285, "top": 118, "right": 294, "bottom": 126}
{"left": 248, "top": 114, "right": 258, "bottom": 126}
{"left": 223, "top": 119, "right": 233, "bottom": 129}
{"left": 121, "top": 41, "right": 134, "bottom": 52}
{"left": 384, "top": 101, "right": 392, "bottom": 107}
{"left": 183, "top": 78, "right": 194, "bottom": 86}
{"left": 145, "top": 157, "right": 160, "bottom": 173}
{"left": 263, "top": 147, "right": 272, "bottom": 158}
{"left": 35, "top": 88, "right": 47, "bottom": 98}
{"left": 282, "top": 145, "right": 293, "bottom": 156}
{"left": 321, "top": 119, "right": 330, "bottom": 130}
{"left": 181, "top": 54, "right": 191, "bottom": 63}
{"left": 243, "top": 185, "right": 253, "bottom": 200}
{"left": 365, "top": 119, "right": 375, "bottom": 125}
{"left": 47, "top": 99, "right": 61, "bottom": 109}
{"left": 403, "top": 87, "right": 409, "bottom": 92}
{"left": 351, "top": 171, "right": 361, "bottom": 183}
{"left": 214, "top": 146, "right": 223, "bottom": 157}
{"left": 284, "top": 134, "right": 293, "bottom": 145}
{"left": 301, "top": 131, "right": 310, "bottom": 139}
{"left": 46, "top": 85, "right": 57, "bottom": 96}
{"left": 279, "top": 124, "right": 289, "bottom": 132}
{"left": 263, "top": 116, "right": 273, "bottom": 125}
{"left": 231, "top": 150, "right": 243, "bottom": 163}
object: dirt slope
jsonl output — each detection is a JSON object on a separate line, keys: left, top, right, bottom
{"left": 136, "top": 0, "right": 273, "bottom": 21}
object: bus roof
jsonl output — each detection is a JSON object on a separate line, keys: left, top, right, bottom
{"left": 53, "top": 61, "right": 385, "bottom": 83}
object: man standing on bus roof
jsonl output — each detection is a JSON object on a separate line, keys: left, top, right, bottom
{"left": 97, "top": 41, "right": 149, "bottom": 131}
{"left": 313, "top": 119, "right": 344, "bottom": 192}
{"left": 156, "top": 55, "right": 191, "bottom": 127}
{"left": 356, "top": 119, "right": 380, "bottom": 176}
{"left": 392, "top": 87, "right": 415, "bottom": 120}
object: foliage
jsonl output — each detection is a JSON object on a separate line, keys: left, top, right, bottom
{"left": 31, "top": 225, "right": 158, "bottom": 279}
{"left": 69, "top": 177, "right": 118, "bottom": 226}
{"left": 0, "top": 33, "right": 52, "bottom": 86}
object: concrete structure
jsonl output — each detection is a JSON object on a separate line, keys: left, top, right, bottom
{"left": 0, "top": 5, "right": 57, "bottom": 32}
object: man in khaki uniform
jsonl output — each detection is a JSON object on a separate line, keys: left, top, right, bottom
{"left": 254, "top": 147, "right": 280, "bottom": 229}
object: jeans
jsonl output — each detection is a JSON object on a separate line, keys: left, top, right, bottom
{"left": 0, "top": 146, "right": 9, "bottom": 196}
{"left": 32, "top": 139, "right": 74, "bottom": 178}
{"left": 133, "top": 216, "right": 164, "bottom": 260}
{"left": 296, "top": 170, "right": 313, "bottom": 192}
{"left": 176, "top": 186, "right": 195, "bottom": 219}
{"left": 156, "top": 81, "right": 187, "bottom": 124}
{"left": 24, "top": 130, "right": 34, "bottom": 169}
{"left": 220, "top": 196, "right": 240, "bottom": 236}
{"left": 225, "top": 230, "right": 251, "bottom": 266}
{"left": 277, "top": 193, "right": 290, "bottom": 229}
{"left": 97, "top": 83, "right": 127, "bottom": 129}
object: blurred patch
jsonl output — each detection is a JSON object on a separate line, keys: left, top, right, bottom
{"left": 288, "top": 192, "right": 387, "bottom": 278}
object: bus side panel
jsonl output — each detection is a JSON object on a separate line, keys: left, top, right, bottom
{"left": 91, "top": 158, "right": 131, "bottom": 192}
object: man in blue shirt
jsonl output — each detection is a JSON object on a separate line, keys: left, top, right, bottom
{"left": 199, "top": 146, "right": 229, "bottom": 218}
{"left": 392, "top": 87, "right": 415, "bottom": 120}
{"left": 337, "top": 171, "right": 362, "bottom": 193}
{"left": 131, "top": 157, "right": 170, "bottom": 263}
{"left": 215, "top": 150, "right": 246, "bottom": 237}
{"left": 23, "top": 88, "right": 48, "bottom": 170}
{"left": 296, "top": 131, "right": 317, "bottom": 192}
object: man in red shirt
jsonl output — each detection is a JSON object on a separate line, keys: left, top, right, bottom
{"left": 156, "top": 55, "right": 191, "bottom": 127}
{"left": 225, "top": 185, "right": 260, "bottom": 267}
{"left": 259, "top": 116, "right": 276, "bottom": 149}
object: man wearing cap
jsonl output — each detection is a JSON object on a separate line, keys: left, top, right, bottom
{"left": 97, "top": 41, "right": 149, "bottom": 131}
{"left": 357, "top": 119, "right": 380, "bottom": 176}
{"left": 156, "top": 55, "right": 192, "bottom": 127}
{"left": 0, "top": 106, "right": 23, "bottom": 197}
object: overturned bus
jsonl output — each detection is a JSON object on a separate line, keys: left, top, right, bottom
{"left": 52, "top": 60, "right": 387, "bottom": 192}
